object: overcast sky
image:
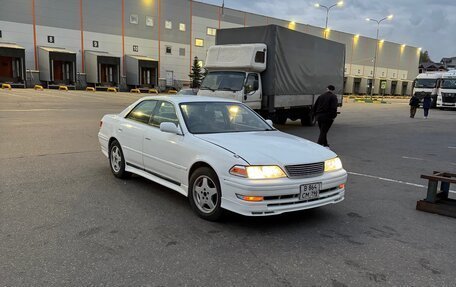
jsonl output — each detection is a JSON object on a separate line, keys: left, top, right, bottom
{"left": 200, "top": 0, "right": 456, "bottom": 61}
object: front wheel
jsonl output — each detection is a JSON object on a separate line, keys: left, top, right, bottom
{"left": 188, "top": 167, "right": 223, "bottom": 221}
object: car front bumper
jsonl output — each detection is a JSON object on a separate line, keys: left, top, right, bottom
{"left": 220, "top": 169, "right": 347, "bottom": 216}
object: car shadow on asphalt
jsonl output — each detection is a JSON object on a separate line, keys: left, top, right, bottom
{"left": 122, "top": 174, "right": 339, "bottom": 231}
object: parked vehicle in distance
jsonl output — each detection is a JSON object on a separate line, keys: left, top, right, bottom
{"left": 436, "top": 71, "right": 456, "bottom": 109}
{"left": 98, "top": 96, "right": 347, "bottom": 220}
{"left": 177, "top": 88, "right": 198, "bottom": 96}
{"left": 412, "top": 72, "right": 443, "bottom": 108}
{"left": 198, "top": 25, "right": 345, "bottom": 126}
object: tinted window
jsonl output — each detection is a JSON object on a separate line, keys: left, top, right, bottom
{"left": 150, "top": 101, "right": 179, "bottom": 127}
{"left": 126, "top": 100, "right": 157, "bottom": 124}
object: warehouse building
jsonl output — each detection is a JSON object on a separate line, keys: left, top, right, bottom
{"left": 0, "top": 0, "right": 419, "bottom": 94}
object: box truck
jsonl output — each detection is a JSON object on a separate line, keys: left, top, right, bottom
{"left": 197, "top": 25, "right": 345, "bottom": 125}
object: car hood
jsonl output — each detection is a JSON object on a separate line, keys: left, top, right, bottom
{"left": 195, "top": 131, "right": 337, "bottom": 166}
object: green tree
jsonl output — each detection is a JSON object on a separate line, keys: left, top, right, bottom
{"left": 419, "top": 50, "right": 432, "bottom": 63}
{"left": 189, "top": 56, "right": 203, "bottom": 88}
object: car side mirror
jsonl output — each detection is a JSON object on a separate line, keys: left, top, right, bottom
{"left": 265, "top": 119, "right": 273, "bottom": 127}
{"left": 160, "top": 122, "right": 180, "bottom": 135}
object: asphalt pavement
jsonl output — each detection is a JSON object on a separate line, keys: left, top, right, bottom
{"left": 1, "top": 89, "right": 455, "bottom": 286}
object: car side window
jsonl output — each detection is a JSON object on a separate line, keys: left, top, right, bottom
{"left": 150, "top": 101, "right": 179, "bottom": 127}
{"left": 126, "top": 100, "right": 158, "bottom": 124}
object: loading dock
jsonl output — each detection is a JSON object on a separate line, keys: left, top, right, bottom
{"left": 38, "top": 47, "right": 76, "bottom": 89}
{"left": 125, "top": 55, "right": 158, "bottom": 91}
{"left": 85, "top": 51, "right": 121, "bottom": 90}
{"left": 0, "top": 43, "right": 26, "bottom": 88}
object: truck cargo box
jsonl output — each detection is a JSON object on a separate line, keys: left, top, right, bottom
{"left": 216, "top": 25, "right": 345, "bottom": 110}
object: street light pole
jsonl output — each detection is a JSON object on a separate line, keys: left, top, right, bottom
{"left": 366, "top": 15, "right": 393, "bottom": 99}
{"left": 314, "top": 1, "right": 344, "bottom": 39}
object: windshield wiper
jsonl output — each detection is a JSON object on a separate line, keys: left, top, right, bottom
{"left": 200, "top": 86, "right": 215, "bottom": 92}
{"left": 219, "top": 87, "right": 237, "bottom": 92}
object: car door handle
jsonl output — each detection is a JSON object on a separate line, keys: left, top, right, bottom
{"left": 118, "top": 128, "right": 122, "bottom": 132}
{"left": 145, "top": 137, "right": 151, "bottom": 140}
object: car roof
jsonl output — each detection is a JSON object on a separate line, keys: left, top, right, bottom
{"left": 138, "top": 95, "right": 240, "bottom": 104}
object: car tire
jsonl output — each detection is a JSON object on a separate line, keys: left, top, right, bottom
{"left": 188, "top": 167, "right": 224, "bottom": 221}
{"left": 109, "top": 140, "right": 131, "bottom": 179}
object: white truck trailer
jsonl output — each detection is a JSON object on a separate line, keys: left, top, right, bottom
{"left": 197, "top": 25, "right": 345, "bottom": 125}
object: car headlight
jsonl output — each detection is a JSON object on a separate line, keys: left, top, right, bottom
{"left": 230, "top": 165, "right": 287, "bottom": 179}
{"left": 324, "top": 157, "right": 343, "bottom": 172}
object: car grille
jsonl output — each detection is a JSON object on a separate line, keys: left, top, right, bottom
{"left": 442, "top": 93, "right": 456, "bottom": 103}
{"left": 284, "top": 162, "right": 324, "bottom": 178}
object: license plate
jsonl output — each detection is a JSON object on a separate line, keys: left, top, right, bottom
{"left": 299, "top": 183, "right": 321, "bottom": 200}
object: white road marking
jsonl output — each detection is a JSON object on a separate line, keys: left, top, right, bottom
{"left": 347, "top": 171, "right": 456, "bottom": 193}
{"left": 0, "top": 109, "right": 69, "bottom": 112}
{"left": 448, "top": 147, "right": 456, "bottom": 149}
{"left": 402, "top": 156, "right": 424, "bottom": 161}
{"left": 348, "top": 171, "right": 425, "bottom": 188}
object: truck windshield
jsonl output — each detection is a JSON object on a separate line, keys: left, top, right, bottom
{"left": 441, "top": 79, "right": 456, "bottom": 89}
{"left": 200, "top": 71, "right": 245, "bottom": 92}
{"left": 180, "top": 102, "right": 272, "bottom": 134}
{"left": 414, "top": 79, "right": 437, "bottom": 88}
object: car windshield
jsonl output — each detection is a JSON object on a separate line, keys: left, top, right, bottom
{"left": 414, "top": 79, "right": 437, "bottom": 88}
{"left": 200, "top": 71, "right": 245, "bottom": 92}
{"left": 180, "top": 102, "right": 272, "bottom": 134}
{"left": 441, "top": 79, "right": 456, "bottom": 89}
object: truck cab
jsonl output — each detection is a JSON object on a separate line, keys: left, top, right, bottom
{"left": 436, "top": 71, "right": 456, "bottom": 109}
{"left": 197, "top": 44, "right": 266, "bottom": 110}
{"left": 412, "top": 72, "right": 443, "bottom": 108}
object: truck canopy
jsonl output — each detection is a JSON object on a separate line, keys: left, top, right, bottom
{"left": 216, "top": 25, "right": 345, "bottom": 110}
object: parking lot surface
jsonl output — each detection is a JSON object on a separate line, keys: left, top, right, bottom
{"left": 1, "top": 89, "right": 455, "bottom": 286}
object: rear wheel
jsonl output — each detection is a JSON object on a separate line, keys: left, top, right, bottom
{"left": 109, "top": 140, "right": 131, "bottom": 179}
{"left": 189, "top": 167, "right": 223, "bottom": 221}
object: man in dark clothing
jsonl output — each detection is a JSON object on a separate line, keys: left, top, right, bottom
{"left": 409, "top": 94, "right": 420, "bottom": 118}
{"left": 313, "top": 85, "right": 338, "bottom": 147}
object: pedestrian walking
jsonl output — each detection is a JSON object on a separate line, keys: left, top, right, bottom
{"left": 313, "top": 85, "right": 338, "bottom": 148}
{"left": 422, "top": 94, "right": 432, "bottom": 119}
{"left": 409, "top": 94, "right": 420, "bottom": 118}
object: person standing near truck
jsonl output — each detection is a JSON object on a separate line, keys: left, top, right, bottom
{"left": 313, "top": 85, "right": 338, "bottom": 148}
{"left": 409, "top": 94, "right": 420, "bottom": 118}
{"left": 422, "top": 94, "right": 432, "bottom": 119}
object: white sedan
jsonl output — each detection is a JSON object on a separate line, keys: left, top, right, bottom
{"left": 98, "top": 96, "right": 347, "bottom": 220}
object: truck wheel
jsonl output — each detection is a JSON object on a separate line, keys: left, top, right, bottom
{"left": 301, "top": 111, "right": 316, "bottom": 126}
{"left": 272, "top": 112, "right": 287, "bottom": 125}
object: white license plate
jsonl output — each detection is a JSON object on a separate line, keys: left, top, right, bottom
{"left": 299, "top": 183, "right": 321, "bottom": 200}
